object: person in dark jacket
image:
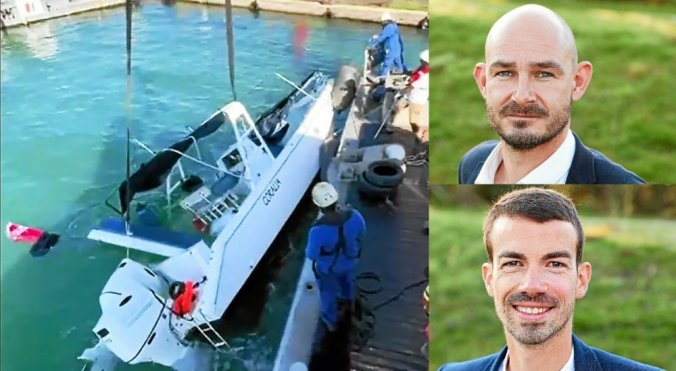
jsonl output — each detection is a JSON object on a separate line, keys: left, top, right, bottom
{"left": 306, "top": 182, "right": 366, "bottom": 332}
{"left": 439, "top": 335, "right": 662, "bottom": 371}
{"left": 438, "top": 188, "right": 661, "bottom": 371}
{"left": 459, "top": 132, "right": 646, "bottom": 184}
{"left": 460, "top": 4, "right": 644, "bottom": 184}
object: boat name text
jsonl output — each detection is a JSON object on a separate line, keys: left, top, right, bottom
{"left": 263, "top": 179, "right": 281, "bottom": 206}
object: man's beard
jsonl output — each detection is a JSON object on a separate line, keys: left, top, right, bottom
{"left": 487, "top": 99, "right": 572, "bottom": 151}
{"left": 497, "top": 292, "right": 574, "bottom": 346}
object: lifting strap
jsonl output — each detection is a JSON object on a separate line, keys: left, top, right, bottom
{"left": 313, "top": 210, "right": 358, "bottom": 274}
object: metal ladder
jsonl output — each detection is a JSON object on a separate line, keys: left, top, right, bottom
{"left": 190, "top": 311, "right": 229, "bottom": 349}
{"left": 181, "top": 187, "right": 238, "bottom": 227}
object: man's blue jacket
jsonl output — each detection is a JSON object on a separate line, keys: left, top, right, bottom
{"left": 305, "top": 208, "right": 366, "bottom": 275}
{"left": 370, "top": 22, "right": 404, "bottom": 64}
{"left": 438, "top": 334, "right": 662, "bottom": 371}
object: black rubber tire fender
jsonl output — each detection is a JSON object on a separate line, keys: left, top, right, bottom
{"left": 357, "top": 171, "right": 394, "bottom": 199}
{"left": 363, "top": 159, "right": 405, "bottom": 188}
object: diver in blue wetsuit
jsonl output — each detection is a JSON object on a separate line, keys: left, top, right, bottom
{"left": 305, "top": 182, "right": 366, "bottom": 332}
{"left": 368, "top": 12, "right": 406, "bottom": 78}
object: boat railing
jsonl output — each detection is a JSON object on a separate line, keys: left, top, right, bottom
{"left": 102, "top": 135, "right": 242, "bottom": 217}
{"left": 179, "top": 185, "right": 239, "bottom": 229}
{"left": 134, "top": 137, "right": 244, "bottom": 209}
{"left": 221, "top": 102, "right": 275, "bottom": 188}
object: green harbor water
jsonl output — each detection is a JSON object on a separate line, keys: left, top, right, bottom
{"left": 0, "top": 3, "right": 428, "bottom": 370}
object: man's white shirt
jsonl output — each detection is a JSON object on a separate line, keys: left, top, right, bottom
{"left": 407, "top": 71, "right": 429, "bottom": 104}
{"left": 474, "top": 129, "right": 576, "bottom": 184}
{"left": 499, "top": 347, "right": 574, "bottom": 371}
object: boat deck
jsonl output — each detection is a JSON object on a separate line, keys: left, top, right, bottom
{"left": 350, "top": 125, "right": 429, "bottom": 371}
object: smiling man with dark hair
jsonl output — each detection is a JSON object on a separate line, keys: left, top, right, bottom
{"left": 458, "top": 4, "right": 645, "bottom": 184}
{"left": 438, "top": 188, "right": 661, "bottom": 371}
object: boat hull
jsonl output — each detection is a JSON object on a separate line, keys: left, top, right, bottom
{"left": 83, "top": 76, "right": 335, "bottom": 370}
{"left": 199, "top": 80, "right": 335, "bottom": 320}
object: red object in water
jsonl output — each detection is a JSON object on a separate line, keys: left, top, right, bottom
{"left": 293, "top": 22, "right": 309, "bottom": 58}
{"left": 6, "top": 222, "right": 45, "bottom": 244}
{"left": 172, "top": 281, "right": 196, "bottom": 316}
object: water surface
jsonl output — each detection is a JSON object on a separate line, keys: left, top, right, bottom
{"left": 0, "top": 4, "right": 428, "bottom": 370}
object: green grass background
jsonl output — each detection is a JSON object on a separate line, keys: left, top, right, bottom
{"left": 429, "top": 0, "right": 676, "bottom": 183}
{"left": 429, "top": 203, "right": 676, "bottom": 370}
{"left": 390, "top": 0, "right": 428, "bottom": 11}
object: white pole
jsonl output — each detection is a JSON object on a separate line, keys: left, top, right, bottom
{"left": 274, "top": 73, "right": 317, "bottom": 101}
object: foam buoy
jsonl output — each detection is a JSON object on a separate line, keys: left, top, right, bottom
{"left": 6, "top": 222, "right": 60, "bottom": 257}
{"left": 332, "top": 65, "right": 360, "bottom": 111}
{"left": 384, "top": 144, "right": 407, "bottom": 174}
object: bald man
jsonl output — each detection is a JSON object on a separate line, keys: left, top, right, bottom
{"left": 458, "top": 5, "right": 645, "bottom": 184}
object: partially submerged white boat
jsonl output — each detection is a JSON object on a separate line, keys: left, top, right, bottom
{"left": 79, "top": 71, "right": 336, "bottom": 370}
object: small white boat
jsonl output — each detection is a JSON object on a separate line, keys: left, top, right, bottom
{"left": 79, "top": 71, "right": 336, "bottom": 370}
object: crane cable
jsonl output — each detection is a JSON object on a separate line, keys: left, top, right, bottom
{"left": 124, "top": 0, "right": 133, "bottom": 258}
{"left": 224, "top": 0, "right": 237, "bottom": 101}
{"left": 120, "top": 0, "right": 236, "bottom": 260}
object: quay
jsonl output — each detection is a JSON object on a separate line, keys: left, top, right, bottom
{"left": 1, "top": 0, "right": 427, "bottom": 29}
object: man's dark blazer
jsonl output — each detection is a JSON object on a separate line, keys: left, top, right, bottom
{"left": 458, "top": 132, "right": 646, "bottom": 184}
{"left": 438, "top": 334, "right": 662, "bottom": 371}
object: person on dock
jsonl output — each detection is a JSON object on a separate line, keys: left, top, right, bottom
{"left": 394, "top": 49, "right": 429, "bottom": 142}
{"left": 306, "top": 182, "right": 366, "bottom": 332}
{"left": 368, "top": 12, "right": 406, "bottom": 79}
{"left": 459, "top": 4, "right": 645, "bottom": 184}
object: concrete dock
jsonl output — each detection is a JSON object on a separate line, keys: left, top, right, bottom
{"left": 1, "top": 0, "right": 427, "bottom": 29}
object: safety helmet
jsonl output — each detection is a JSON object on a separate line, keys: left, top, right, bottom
{"left": 380, "top": 12, "right": 393, "bottom": 22}
{"left": 419, "top": 49, "right": 429, "bottom": 63}
{"left": 312, "top": 182, "right": 338, "bottom": 208}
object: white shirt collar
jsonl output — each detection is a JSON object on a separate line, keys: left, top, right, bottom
{"left": 474, "top": 130, "right": 576, "bottom": 184}
{"left": 499, "top": 347, "right": 574, "bottom": 371}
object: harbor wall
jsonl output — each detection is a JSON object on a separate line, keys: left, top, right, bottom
{"left": 1, "top": 0, "right": 125, "bottom": 28}
{"left": 1, "top": 0, "right": 427, "bottom": 29}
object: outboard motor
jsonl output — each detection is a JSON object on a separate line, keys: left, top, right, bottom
{"left": 91, "top": 259, "right": 194, "bottom": 366}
